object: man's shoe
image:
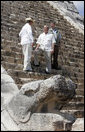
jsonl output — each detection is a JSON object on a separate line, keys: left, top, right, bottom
{"left": 34, "top": 64, "right": 40, "bottom": 67}
{"left": 52, "top": 65, "right": 55, "bottom": 69}
{"left": 27, "top": 70, "right": 32, "bottom": 72}
{"left": 33, "top": 62, "right": 40, "bottom": 67}
{"left": 23, "top": 69, "right": 32, "bottom": 72}
{"left": 45, "top": 70, "right": 50, "bottom": 74}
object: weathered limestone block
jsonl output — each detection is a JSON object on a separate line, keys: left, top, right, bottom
{"left": 1, "top": 123, "right": 6, "bottom": 131}
{"left": 18, "top": 113, "right": 75, "bottom": 131}
{"left": 1, "top": 65, "right": 7, "bottom": 74}
{"left": 6, "top": 75, "right": 75, "bottom": 124}
{"left": 1, "top": 110, "right": 20, "bottom": 131}
{"left": 1, "top": 66, "right": 19, "bottom": 111}
{"left": 72, "top": 118, "right": 84, "bottom": 131}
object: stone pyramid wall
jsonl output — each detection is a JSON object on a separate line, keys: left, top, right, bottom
{"left": 1, "top": 1, "right": 84, "bottom": 119}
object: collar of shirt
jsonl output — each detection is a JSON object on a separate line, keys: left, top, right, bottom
{"left": 51, "top": 28, "right": 58, "bottom": 33}
{"left": 43, "top": 32, "right": 49, "bottom": 36}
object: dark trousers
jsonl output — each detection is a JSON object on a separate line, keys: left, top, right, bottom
{"left": 51, "top": 45, "right": 59, "bottom": 69}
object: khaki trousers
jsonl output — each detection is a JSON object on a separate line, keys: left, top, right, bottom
{"left": 34, "top": 49, "right": 51, "bottom": 73}
{"left": 22, "top": 44, "right": 32, "bottom": 71}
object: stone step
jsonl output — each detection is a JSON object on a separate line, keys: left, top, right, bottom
{"left": 1, "top": 60, "right": 43, "bottom": 71}
{"left": 62, "top": 102, "right": 84, "bottom": 110}
{"left": 1, "top": 54, "right": 45, "bottom": 65}
{"left": 76, "top": 89, "right": 84, "bottom": 96}
{"left": 1, "top": 60, "right": 62, "bottom": 72}
{"left": 78, "top": 78, "right": 84, "bottom": 84}
{"left": 13, "top": 76, "right": 38, "bottom": 85}
{"left": 7, "top": 69, "right": 53, "bottom": 80}
{"left": 71, "top": 95, "right": 84, "bottom": 103}
{"left": 1, "top": 50, "right": 48, "bottom": 64}
{"left": 1, "top": 61, "right": 16, "bottom": 70}
{"left": 1, "top": 49, "right": 23, "bottom": 59}
{"left": 65, "top": 44, "right": 83, "bottom": 52}
{"left": 19, "top": 77, "right": 38, "bottom": 84}
{"left": 77, "top": 83, "right": 84, "bottom": 90}
{"left": 1, "top": 44, "right": 22, "bottom": 53}
{"left": 1, "top": 61, "right": 23, "bottom": 70}
{"left": 2, "top": 55, "right": 23, "bottom": 65}
{"left": 60, "top": 110, "right": 84, "bottom": 118}
{"left": 1, "top": 40, "right": 21, "bottom": 48}
{"left": 2, "top": 53, "right": 63, "bottom": 72}
{"left": 7, "top": 69, "right": 62, "bottom": 81}
{"left": 1, "top": 56, "right": 15, "bottom": 64}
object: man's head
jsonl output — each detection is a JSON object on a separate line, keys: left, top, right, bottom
{"left": 25, "top": 17, "right": 34, "bottom": 25}
{"left": 43, "top": 25, "right": 49, "bottom": 34}
{"left": 50, "top": 22, "right": 56, "bottom": 29}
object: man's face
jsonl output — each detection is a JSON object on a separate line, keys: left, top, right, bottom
{"left": 51, "top": 23, "right": 55, "bottom": 29}
{"left": 44, "top": 27, "right": 49, "bottom": 34}
{"left": 29, "top": 21, "right": 33, "bottom": 25}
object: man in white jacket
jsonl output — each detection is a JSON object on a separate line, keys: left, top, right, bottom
{"left": 19, "top": 18, "right": 34, "bottom": 71}
{"left": 34, "top": 25, "right": 56, "bottom": 73}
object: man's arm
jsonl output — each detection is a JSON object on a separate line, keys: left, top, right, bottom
{"left": 51, "top": 35, "right": 56, "bottom": 54}
{"left": 35, "top": 35, "right": 41, "bottom": 50}
{"left": 26, "top": 26, "right": 34, "bottom": 45}
{"left": 51, "top": 43, "right": 55, "bottom": 54}
{"left": 35, "top": 44, "right": 40, "bottom": 50}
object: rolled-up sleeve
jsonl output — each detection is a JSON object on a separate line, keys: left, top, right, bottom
{"left": 36, "top": 35, "right": 41, "bottom": 45}
{"left": 26, "top": 26, "right": 34, "bottom": 43}
{"left": 19, "top": 28, "right": 23, "bottom": 37}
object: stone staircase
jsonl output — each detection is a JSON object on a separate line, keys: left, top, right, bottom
{"left": 1, "top": 1, "right": 84, "bottom": 119}
{"left": 1, "top": 40, "right": 62, "bottom": 89}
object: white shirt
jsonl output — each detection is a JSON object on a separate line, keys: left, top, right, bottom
{"left": 49, "top": 28, "right": 57, "bottom": 40}
{"left": 19, "top": 23, "right": 34, "bottom": 45}
{"left": 36, "top": 33, "right": 56, "bottom": 51}
{"left": 52, "top": 30, "right": 57, "bottom": 40}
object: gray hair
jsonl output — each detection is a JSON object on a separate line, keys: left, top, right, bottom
{"left": 44, "top": 25, "right": 49, "bottom": 29}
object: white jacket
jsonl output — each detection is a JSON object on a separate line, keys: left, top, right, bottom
{"left": 19, "top": 23, "right": 34, "bottom": 45}
{"left": 36, "top": 33, "right": 56, "bottom": 51}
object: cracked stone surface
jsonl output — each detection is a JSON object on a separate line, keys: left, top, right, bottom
{"left": 1, "top": 66, "right": 76, "bottom": 131}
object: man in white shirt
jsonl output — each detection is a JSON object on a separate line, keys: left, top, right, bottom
{"left": 19, "top": 17, "right": 34, "bottom": 71}
{"left": 34, "top": 25, "right": 56, "bottom": 73}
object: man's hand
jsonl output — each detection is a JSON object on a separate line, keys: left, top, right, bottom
{"left": 35, "top": 44, "right": 40, "bottom": 51}
{"left": 51, "top": 49, "right": 54, "bottom": 54}
{"left": 51, "top": 43, "right": 54, "bottom": 54}
{"left": 32, "top": 43, "right": 34, "bottom": 47}
{"left": 35, "top": 47, "right": 39, "bottom": 51}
